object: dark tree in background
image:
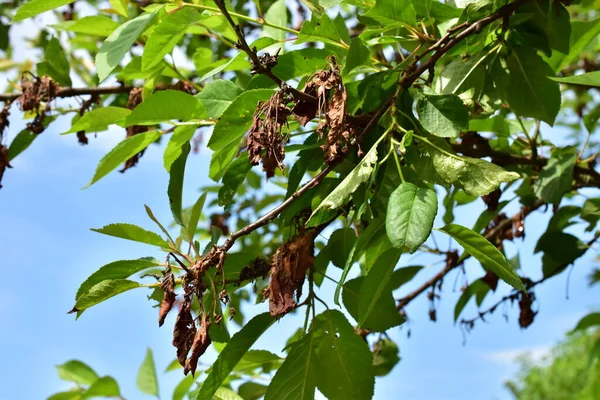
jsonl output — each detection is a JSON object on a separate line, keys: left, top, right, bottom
{"left": 0, "top": 0, "right": 599, "bottom": 399}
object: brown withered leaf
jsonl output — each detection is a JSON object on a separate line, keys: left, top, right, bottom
{"left": 158, "top": 269, "right": 176, "bottom": 327}
{"left": 0, "top": 102, "right": 10, "bottom": 137}
{"left": 513, "top": 212, "right": 525, "bottom": 238}
{"left": 268, "top": 230, "right": 317, "bottom": 317}
{"left": 247, "top": 91, "right": 290, "bottom": 178}
{"left": 239, "top": 257, "right": 271, "bottom": 283}
{"left": 518, "top": 291, "right": 536, "bottom": 329}
{"left": 0, "top": 144, "right": 11, "bottom": 189}
{"left": 482, "top": 189, "right": 501, "bottom": 212}
{"left": 173, "top": 298, "right": 196, "bottom": 367}
{"left": 184, "top": 313, "right": 211, "bottom": 376}
{"left": 481, "top": 270, "right": 499, "bottom": 292}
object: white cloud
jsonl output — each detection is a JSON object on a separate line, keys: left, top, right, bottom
{"left": 481, "top": 345, "right": 551, "bottom": 365}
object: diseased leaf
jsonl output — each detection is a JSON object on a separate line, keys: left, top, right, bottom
{"left": 73, "top": 279, "right": 141, "bottom": 312}
{"left": 57, "top": 360, "right": 98, "bottom": 385}
{"left": 386, "top": 182, "right": 438, "bottom": 253}
{"left": 421, "top": 136, "right": 520, "bottom": 196}
{"left": 264, "top": 333, "right": 317, "bottom": 400}
{"left": 14, "top": 0, "right": 73, "bottom": 21}
{"left": 197, "top": 80, "right": 243, "bottom": 119}
{"left": 123, "top": 90, "right": 206, "bottom": 126}
{"left": 96, "top": 9, "right": 160, "bottom": 81}
{"left": 143, "top": 7, "right": 199, "bottom": 70}
{"left": 137, "top": 348, "right": 159, "bottom": 397}
{"left": 85, "top": 130, "right": 162, "bottom": 187}
{"left": 197, "top": 313, "right": 274, "bottom": 400}
{"left": 63, "top": 107, "right": 131, "bottom": 135}
{"left": 91, "top": 223, "right": 170, "bottom": 248}
{"left": 312, "top": 310, "right": 375, "bottom": 400}
{"left": 76, "top": 258, "right": 160, "bottom": 300}
{"left": 417, "top": 94, "right": 469, "bottom": 138}
{"left": 533, "top": 146, "right": 576, "bottom": 205}
{"left": 439, "top": 224, "right": 525, "bottom": 291}
{"left": 168, "top": 142, "right": 190, "bottom": 225}
{"left": 358, "top": 248, "right": 403, "bottom": 328}
{"left": 208, "top": 89, "right": 273, "bottom": 181}
{"left": 506, "top": 47, "right": 561, "bottom": 125}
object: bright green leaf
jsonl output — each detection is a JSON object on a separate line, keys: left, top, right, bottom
{"left": 40, "top": 36, "right": 71, "bottom": 86}
{"left": 52, "top": 16, "right": 120, "bottom": 37}
{"left": 439, "top": 224, "right": 525, "bottom": 291}
{"left": 96, "top": 9, "right": 160, "bottom": 82}
{"left": 417, "top": 94, "right": 469, "bottom": 138}
{"left": 7, "top": 129, "right": 37, "bottom": 161}
{"left": 84, "top": 376, "right": 121, "bottom": 398}
{"left": 197, "top": 313, "right": 274, "bottom": 400}
{"left": 91, "top": 223, "right": 170, "bottom": 248}
{"left": 123, "top": 90, "right": 206, "bottom": 126}
{"left": 164, "top": 125, "right": 197, "bottom": 172}
{"left": 63, "top": 107, "right": 131, "bottom": 134}
{"left": 385, "top": 182, "right": 438, "bottom": 253}
{"left": 14, "top": 0, "right": 73, "bottom": 21}
{"left": 76, "top": 258, "right": 160, "bottom": 300}
{"left": 454, "top": 279, "right": 487, "bottom": 322}
{"left": 363, "top": 0, "right": 416, "bottom": 27}
{"left": 182, "top": 192, "right": 207, "bottom": 242}
{"left": 533, "top": 146, "right": 576, "bottom": 205}
{"left": 168, "top": 141, "right": 190, "bottom": 225}
{"left": 172, "top": 375, "right": 195, "bottom": 400}
{"left": 137, "top": 348, "right": 159, "bottom": 397}
{"left": 296, "top": 14, "right": 343, "bottom": 46}
{"left": 84, "top": 130, "right": 162, "bottom": 187}
{"left": 74, "top": 279, "right": 141, "bottom": 312}
{"left": 197, "top": 80, "right": 243, "bottom": 119}
{"left": 570, "top": 312, "right": 600, "bottom": 334}
{"left": 57, "top": 360, "right": 98, "bottom": 385}
{"left": 262, "top": 0, "right": 287, "bottom": 41}
{"left": 549, "top": 71, "right": 600, "bottom": 87}
{"left": 109, "top": 0, "right": 128, "bottom": 17}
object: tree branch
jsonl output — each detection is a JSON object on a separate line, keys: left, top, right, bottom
{"left": 0, "top": 85, "right": 134, "bottom": 102}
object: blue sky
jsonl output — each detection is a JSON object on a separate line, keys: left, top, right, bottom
{"left": 1, "top": 11, "right": 600, "bottom": 400}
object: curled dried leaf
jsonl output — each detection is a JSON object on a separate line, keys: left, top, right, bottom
{"left": 173, "top": 298, "right": 196, "bottom": 367}
{"left": 482, "top": 189, "right": 501, "bottom": 212}
{"left": 481, "top": 270, "right": 499, "bottom": 292}
{"left": 158, "top": 269, "right": 176, "bottom": 327}
{"left": 518, "top": 291, "right": 536, "bottom": 329}
{"left": 184, "top": 313, "right": 211, "bottom": 376}
{"left": 0, "top": 144, "right": 11, "bottom": 189}
{"left": 239, "top": 257, "right": 270, "bottom": 283}
{"left": 247, "top": 91, "right": 290, "bottom": 178}
{"left": 268, "top": 229, "right": 317, "bottom": 317}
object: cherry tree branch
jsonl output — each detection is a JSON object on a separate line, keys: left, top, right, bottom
{"left": 0, "top": 85, "right": 134, "bottom": 102}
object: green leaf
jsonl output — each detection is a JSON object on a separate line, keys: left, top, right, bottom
{"left": 91, "top": 223, "right": 170, "bottom": 248}
{"left": 218, "top": 153, "right": 252, "bottom": 207}
{"left": 123, "top": 90, "right": 206, "bottom": 126}
{"left": 164, "top": 125, "right": 197, "bottom": 172}
{"left": 436, "top": 55, "right": 486, "bottom": 96}
{"left": 385, "top": 182, "right": 438, "bottom": 253}
{"left": 197, "top": 80, "right": 243, "bottom": 119}
{"left": 581, "top": 198, "right": 600, "bottom": 231}
{"left": 417, "top": 94, "right": 469, "bottom": 138}
{"left": 197, "top": 313, "right": 274, "bottom": 400}
{"left": 506, "top": 47, "right": 561, "bottom": 125}
{"left": 76, "top": 258, "right": 160, "bottom": 300}
{"left": 214, "top": 388, "right": 244, "bottom": 400}
{"left": 549, "top": 71, "right": 600, "bottom": 87}
{"left": 363, "top": 0, "right": 416, "bottom": 27}
{"left": 343, "top": 38, "right": 372, "bottom": 76}
{"left": 7, "top": 129, "right": 37, "bottom": 161}
{"left": 137, "top": 348, "right": 159, "bottom": 397}
{"left": 326, "top": 228, "right": 357, "bottom": 268}
{"left": 533, "top": 146, "right": 576, "bottom": 205}
{"left": 312, "top": 310, "right": 375, "bottom": 400}
{"left": 439, "top": 224, "right": 525, "bottom": 291}
{"left": 264, "top": 332, "right": 317, "bottom": 400}
{"left": 454, "top": 279, "right": 487, "bottom": 322}
{"left": 307, "top": 133, "right": 384, "bottom": 226}
{"left": 63, "top": 107, "right": 131, "bottom": 134}
{"left": 52, "top": 16, "right": 120, "bottom": 37}
{"left": 40, "top": 36, "right": 72, "bottom": 86}
{"left": 96, "top": 9, "right": 160, "bottom": 82}
{"left": 182, "top": 192, "right": 207, "bottom": 242}
{"left": 549, "top": 17, "right": 600, "bottom": 72}
{"left": 143, "top": 7, "right": 199, "bottom": 71}
{"left": 57, "top": 360, "right": 98, "bottom": 385}
{"left": 48, "top": 392, "right": 83, "bottom": 400}
{"left": 85, "top": 130, "right": 162, "bottom": 187}
{"left": 388, "top": 266, "right": 423, "bottom": 290}
{"left": 372, "top": 338, "right": 400, "bottom": 377}
{"left": 421, "top": 136, "right": 520, "bottom": 196}
{"left": 343, "top": 276, "right": 405, "bottom": 332}
{"left": 234, "top": 350, "right": 282, "bottom": 372}
{"left": 14, "top": 0, "right": 73, "bottom": 21}
{"left": 570, "top": 312, "right": 600, "bottom": 334}
{"left": 74, "top": 279, "right": 141, "bottom": 312}
{"left": 168, "top": 141, "right": 190, "bottom": 226}
{"left": 109, "top": 0, "right": 128, "bottom": 17}
{"left": 172, "top": 375, "right": 195, "bottom": 400}
{"left": 84, "top": 376, "right": 121, "bottom": 398}
{"left": 296, "top": 14, "right": 343, "bottom": 47}
{"left": 238, "top": 382, "right": 268, "bottom": 400}
{"left": 208, "top": 89, "right": 273, "bottom": 181}
{"left": 358, "top": 248, "right": 403, "bottom": 328}
{"left": 262, "top": 0, "right": 287, "bottom": 41}
{"left": 536, "top": 232, "right": 587, "bottom": 277}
